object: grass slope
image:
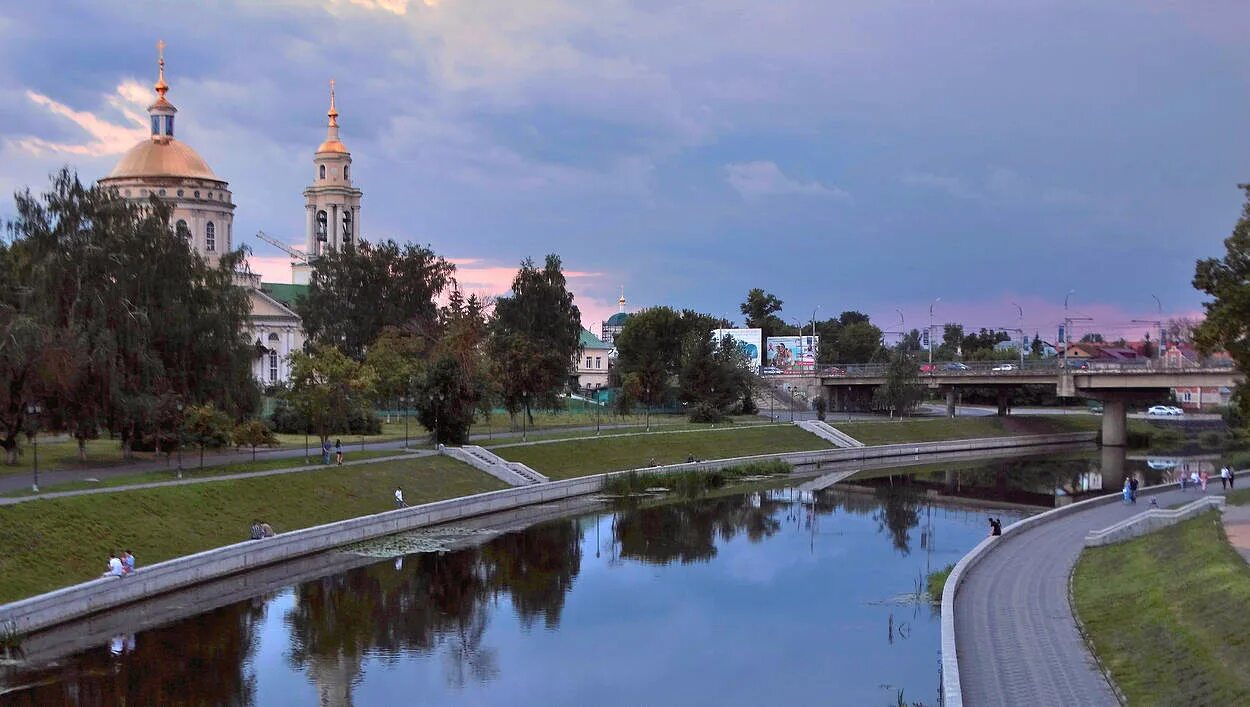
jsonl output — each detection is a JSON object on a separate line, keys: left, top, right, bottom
{"left": 497, "top": 425, "right": 831, "bottom": 480}
{"left": 1072, "top": 513, "right": 1250, "bottom": 704}
{"left": 0, "top": 457, "right": 505, "bottom": 604}
{"left": 831, "top": 415, "right": 1097, "bottom": 445}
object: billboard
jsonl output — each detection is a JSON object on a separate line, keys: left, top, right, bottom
{"left": 712, "top": 328, "right": 763, "bottom": 373}
{"left": 766, "top": 335, "right": 819, "bottom": 373}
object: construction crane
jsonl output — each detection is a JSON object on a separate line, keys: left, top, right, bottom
{"left": 254, "top": 230, "right": 310, "bottom": 265}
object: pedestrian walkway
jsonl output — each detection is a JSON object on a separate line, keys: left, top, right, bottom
{"left": 954, "top": 482, "right": 1233, "bottom": 706}
{"left": 1222, "top": 502, "right": 1250, "bottom": 565}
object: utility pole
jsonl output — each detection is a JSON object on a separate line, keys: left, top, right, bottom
{"left": 1012, "top": 302, "right": 1024, "bottom": 368}
{"left": 929, "top": 298, "right": 941, "bottom": 366}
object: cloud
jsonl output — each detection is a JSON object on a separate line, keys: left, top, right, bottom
{"left": 901, "top": 171, "right": 980, "bottom": 200}
{"left": 902, "top": 168, "right": 1087, "bottom": 206}
{"left": 343, "top": 0, "right": 411, "bottom": 14}
{"left": 724, "top": 161, "right": 848, "bottom": 200}
{"left": 12, "top": 83, "right": 147, "bottom": 157}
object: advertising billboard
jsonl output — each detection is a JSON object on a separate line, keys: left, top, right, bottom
{"left": 766, "top": 335, "right": 819, "bottom": 373}
{"left": 712, "top": 328, "right": 763, "bottom": 373}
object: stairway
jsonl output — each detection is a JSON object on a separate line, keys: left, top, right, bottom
{"left": 795, "top": 420, "right": 864, "bottom": 448}
{"left": 443, "top": 446, "right": 549, "bottom": 486}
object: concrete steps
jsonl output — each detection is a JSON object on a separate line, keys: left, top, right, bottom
{"left": 444, "top": 445, "right": 549, "bottom": 486}
{"left": 795, "top": 420, "right": 864, "bottom": 448}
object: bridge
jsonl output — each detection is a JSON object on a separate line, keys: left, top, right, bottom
{"left": 767, "top": 360, "right": 1241, "bottom": 447}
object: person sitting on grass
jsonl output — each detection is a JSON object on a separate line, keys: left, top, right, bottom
{"left": 260, "top": 521, "right": 275, "bottom": 538}
{"left": 250, "top": 520, "right": 263, "bottom": 540}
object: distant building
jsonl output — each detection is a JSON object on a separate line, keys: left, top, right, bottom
{"left": 600, "top": 289, "right": 631, "bottom": 347}
{"left": 575, "top": 329, "right": 612, "bottom": 389}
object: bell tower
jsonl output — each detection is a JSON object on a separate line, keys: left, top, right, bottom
{"left": 300, "top": 80, "right": 363, "bottom": 279}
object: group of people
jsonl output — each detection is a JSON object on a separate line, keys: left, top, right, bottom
{"left": 1176, "top": 467, "right": 1236, "bottom": 492}
{"left": 103, "top": 550, "right": 136, "bottom": 577}
{"left": 321, "top": 439, "right": 345, "bottom": 466}
{"left": 987, "top": 517, "right": 1003, "bottom": 536}
{"left": 249, "top": 520, "right": 276, "bottom": 540}
{"left": 1122, "top": 476, "right": 1141, "bottom": 503}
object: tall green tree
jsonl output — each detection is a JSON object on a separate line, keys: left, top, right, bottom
{"left": 489, "top": 255, "right": 582, "bottom": 423}
{"left": 299, "top": 239, "right": 454, "bottom": 360}
{"left": 740, "top": 289, "right": 793, "bottom": 358}
{"left": 286, "top": 345, "right": 376, "bottom": 444}
{"left": 612, "top": 306, "right": 686, "bottom": 412}
{"left": 413, "top": 289, "right": 494, "bottom": 445}
{"left": 1195, "top": 186, "right": 1250, "bottom": 411}
{"left": 3, "top": 169, "right": 257, "bottom": 460}
{"left": 873, "top": 351, "right": 925, "bottom": 417}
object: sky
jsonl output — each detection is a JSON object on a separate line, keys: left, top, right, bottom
{"left": 2, "top": 0, "right": 1249, "bottom": 342}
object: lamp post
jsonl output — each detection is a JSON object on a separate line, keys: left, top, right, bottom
{"left": 521, "top": 392, "right": 529, "bottom": 442}
{"left": 430, "top": 392, "right": 444, "bottom": 447}
{"left": 896, "top": 309, "right": 905, "bottom": 352}
{"left": 929, "top": 298, "right": 941, "bottom": 366}
{"left": 1012, "top": 302, "right": 1024, "bottom": 368}
{"left": 175, "top": 400, "right": 185, "bottom": 478}
{"left": 593, "top": 384, "right": 602, "bottom": 435}
{"left": 1152, "top": 293, "right": 1163, "bottom": 363}
{"left": 25, "top": 402, "right": 42, "bottom": 493}
{"left": 810, "top": 305, "right": 821, "bottom": 369}
{"left": 401, "top": 396, "right": 410, "bottom": 449}
{"left": 644, "top": 386, "right": 652, "bottom": 432}
{"left": 1064, "top": 290, "right": 1075, "bottom": 368}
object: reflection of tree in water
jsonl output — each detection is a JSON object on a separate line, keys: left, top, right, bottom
{"left": 285, "top": 519, "right": 582, "bottom": 699}
{"left": 614, "top": 495, "right": 783, "bottom": 565}
{"left": 6, "top": 598, "right": 265, "bottom": 705}
{"left": 872, "top": 484, "right": 923, "bottom": 555}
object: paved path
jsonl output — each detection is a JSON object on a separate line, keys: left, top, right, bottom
{"left": 955, "top": 482, "right": 1233, "bottom": 706}
{"left": 1222, "top": 501, "right": 1250, "bottom": 564}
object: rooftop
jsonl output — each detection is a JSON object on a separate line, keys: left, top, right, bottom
{"left": 261, "top": 282, "right": 308, "bottom": 310}
{"left": 580, "top": 328, "right": 610, "bottom": 349}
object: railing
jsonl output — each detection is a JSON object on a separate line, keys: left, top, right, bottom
{"left": 758, "top": 360, "right": 1239, "bottom": 379}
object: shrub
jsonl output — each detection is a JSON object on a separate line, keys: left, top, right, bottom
{"left": 687, "top": 402, "right": 729, "bottom": 423}
{"left": 926, "top": 563, "right": 955, "bottom": 601}
{"left": 1199, "top": 430, "right": 1229, "bottom": 450}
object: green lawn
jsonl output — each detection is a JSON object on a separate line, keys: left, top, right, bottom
{"left": 496, "top": 425, "right": 832, "bottom": 480}
{"left": 1072, "top": 513, "right": 1250, "bottom": 704}
{"left": 480, "top": 417, "right": 771, "bottom": 447}
{"left": 0, "top": 449, "right": 407, "bottom": 498}
{"left": 0, "top": 456, "right": 506, "bottom": 603}
{"left": 830, "top": 415, "right": 1098, "bottom": 445}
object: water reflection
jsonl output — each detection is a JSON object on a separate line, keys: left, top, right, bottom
{"left": 3, "top": 450, "right": 1223, "bottom": 705}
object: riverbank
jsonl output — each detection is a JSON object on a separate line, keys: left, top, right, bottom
{"left": 832, "top": 415, "right": 1097, "bottom": 445}
{"left": 0, "top": 456, "right": 505, "bottom": 604}
{"left": 1072, "top": 505, "right": 1250, "bottom": 703}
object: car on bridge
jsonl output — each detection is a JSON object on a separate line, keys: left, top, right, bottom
{"left": 920, "top": 363, "right": 937, "bottom": 373}
{"left": 943, "top": 362, "right": 971, "bottom": 371}
{"left": 991, "top": 363, "right": 1016, "bottom": 372}
{"left": 1147, "top": 405, "right": 1183, "bottom": 416}
{"left": 761, "top": 366, "right": 781, "bottom": 376}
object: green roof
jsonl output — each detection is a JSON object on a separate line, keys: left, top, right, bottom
{"left": 261, "top": 282, "right": 308, "bottom": 310}
{"left": 605, "top": 312, "right": 631, "bottom": 326}
{"left": 580, "top": 328, "right": 609, "bottom": 349}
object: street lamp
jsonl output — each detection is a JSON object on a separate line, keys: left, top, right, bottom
{"left": 1012, "top": 302, "right": 1024, "bottom": 368}
{"left": 1063, "top": 289, "right": 1075, "bottom": 368}
{"left": 929, "top": 298, "right": 941, "bottom": 366}
{"left": 593, "top": 384, "right": 602, "bottom": 435}
{"left": 175, "top": 400, "right": 185, "bottom": 478}
{"left": 25, "top": 402, "right": 42, "bottom": 493}
{"left": 401, "top": 395, "right": 410, "bottom": 449}
{"left": 430, "top": 392, "right": 445, "bottom": 447}
{"left": 896, "top": 309, "right": 905, "bottom": 351}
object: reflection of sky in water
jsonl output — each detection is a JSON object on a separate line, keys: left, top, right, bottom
{"left": 329, "top": 494, "right": 1014, "bottom": 705}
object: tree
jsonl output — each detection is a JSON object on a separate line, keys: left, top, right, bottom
{"left": 3, "top": 169, "right": 258, "bottom": 461}
{"left": 413, "top": 289, "right": 494, "bottom": 445}
{"left": 1165, "top": 317, "right": 1198, "bottom": 345}
{"left": 234, "top": 419, "right": 277, "bottom": 462}
{"left": 286, "top": 345, "right": 376, "bottom": 444}
{"left": 740, "top": 289, "right": 793, "bottom": 360}
{"left": 183, "top": 403, "right": 233, "bottom": 469}
{"left": 489, "top": 255, "right": 582, "bottom": 423}
{"left": 873, "top": 351, "right": 925, "bottom": 417}
{"left": 679, "top": 331, "right": 750, "bottom": 422}
{"left": 1079, "top": 332, "right": 1105, "bottom": 344}
{"left": 612, "top": 307, "right": 685, "bottom": 413}
{"left": 299, "top": 238, "right": 454, "bottom": 360}
{"left": 1194, "top": 185, "right": 1250, "bottom": 412}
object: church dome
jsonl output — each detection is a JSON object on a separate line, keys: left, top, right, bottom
{"left": 606, "top": 312, "right": 631, "bottom": 326}
{"left": 105, "top": 138, "right": 220, "bottom": 181}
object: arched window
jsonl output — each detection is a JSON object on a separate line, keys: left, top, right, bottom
{"left": 175, "top": 220, "right": 190, "bottom": 240}
{"left": 342, "top": 210, "right": 353, "bottom": 243}
{"left": 316, "top": 211, "right": 328, "bottom": 241}
{"left": 319, "top": 164, "right": 326, "bottom": 180}
{"left": 206, "top": 222, "right": 216, "bottom": 252}
{"left": 267, "top": 333, "right": 280, "bottom": 383}
{"left": 343, "top": 165, "right": 350, "bottom": 180}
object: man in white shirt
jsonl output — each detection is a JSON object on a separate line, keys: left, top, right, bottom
{"left": 1222, "top": 466, "right": 1232, "bottom": 490}
{"left": 394, "top": 487, "right": 406, "bottom": 509}
{"left": 105, "top": 553, "right": 124, "bottom": 578}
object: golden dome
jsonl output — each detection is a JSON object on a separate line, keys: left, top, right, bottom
{"left": 317, "top": 138, "right": 348, "bottom": 154}
{"left": 103, "top": 138, "right": 220, "bottom": 181}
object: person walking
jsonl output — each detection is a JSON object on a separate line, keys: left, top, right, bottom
{"left": 1129, "top": 477, "right": 1140, "bottom": 504}
{"left": 394, "top": 487, "right": 406, "bottom": 509}
{"left": 322, "top": 439, "right": 331, "bottom": 465}
{"left": 1122, "top": 478, "right": 1132, "bottom": 504}
{"left": 1180, "top": 471, "right": 1188, "bottom": 491}
{"left": 335, "top": 439, "right": 344, "bottom": 466}
{"left": 1222, "top": 466, "right": 1231, "bottom": 490}
{"left": 1200, "top": 469, "right": 1210, "bottom": 492}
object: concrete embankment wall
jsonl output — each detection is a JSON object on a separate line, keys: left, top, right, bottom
{"left": 0, "top": 431, "right": 1093, "bottom": 637}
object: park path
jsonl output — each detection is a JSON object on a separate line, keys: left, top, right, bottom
{"left": 1221, "top": 501, "right": 1250, "bottom": 564}
{"left": 955, "top": 482, "right": 1233, "bottom": 706}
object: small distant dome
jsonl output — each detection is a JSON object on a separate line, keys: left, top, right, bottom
{"left": 606, "top": 312, "right": 631, "bottom": 326}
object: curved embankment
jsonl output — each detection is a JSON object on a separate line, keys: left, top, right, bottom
{"left": 941, "top": 472, "right": 1243, "bottom": 707}
{"left": 0, "top": 431, "right": 1092, "bottom": 637}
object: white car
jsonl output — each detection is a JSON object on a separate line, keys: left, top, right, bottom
{"left": 991, "top": 364, "right": 1016, "bottom": 372}
{"left": 1146, "top": 405, "right": 1182, "bottom": 416}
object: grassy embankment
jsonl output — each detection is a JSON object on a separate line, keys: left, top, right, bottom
{"left": 497, "top": 425, "right": 832, "bottom": 480}
{"left": 1072, "top": 512, "right": 1250, "bottom": 703}
{"left": 480, "top": 415, "right": 769, "bottom": 447}
{"left": 0, "top": 449, "right": 406, "bottom": 498}
{"left": 0, "top": 457, "right": 505, "bottom": 604}
{"left": 830, "top": 415, "right": 1099, "bottom": 445}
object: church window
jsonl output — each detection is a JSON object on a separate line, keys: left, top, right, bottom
{"left": 177, "top": 189, "right": 184, "bottom": 197}
{"left": 176, "top": 220, "right": 190, "bottom": 240}
{"left": 206, "top": 222, "right": 216, "bottom": 252}
{"left": 316, "top": 211, "right": 328, "bottom": 241}
{"left": 344, "top": 165, "right": 350, "bottom": 180}
{"left": 158, "top": 189, "right": 166, "bottom": 196}
{"left": 269, "top": 350, "right": 279, "bottom": 383}
{"left": 227, "top": 223, "right": 231, "bottom": 250}
{"left": 166, "top": 115, "right": 174, "bottom": 137}
{"left": 151, "top": 116, "right": 160, "bottom": 135}
{"left": 193, "top": 190, "right": 200, "bottom": 199}
{"left": 342, "top": 211, "right": 353, "bottom": 242}
{"left": 319, "top": 165, "right": 326, "bottom": 180}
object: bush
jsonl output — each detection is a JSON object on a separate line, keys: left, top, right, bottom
{"left": 927, "top": 564, "right": 955, "bottom": 601}
{"left": 269, "top": 398, "right": 380, "bottom": 435}
{"left": 687, "top": 402, "right": 729, "bottom": 423}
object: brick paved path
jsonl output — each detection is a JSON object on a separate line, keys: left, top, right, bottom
{"left": 955, "top": 482, "right": 1231, "bottom": 706}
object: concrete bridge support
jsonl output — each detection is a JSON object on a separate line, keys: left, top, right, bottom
{"left": 997, "top": 388, "right": 1010, "bottom": 416}
{"left": 945, "top": 389, "right": 957, "bottom": 418}
{"left": 1101, "top": 399, "right": 1128, "bottom": 447}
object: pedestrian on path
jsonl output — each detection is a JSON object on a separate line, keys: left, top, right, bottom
{"left": 1122, "top": 478, "right": 1132, "bottom": 504}
{"left": 335, "top": 439, "right": 344, "bottom": 466}
{"left": 1200, "top": 470, "right": 1210, "bottom": 492}
{"left": 1222, "top": 466, "right": 1231, "bottom": 490}
{"left": 394, "top": 487, "right": 406, "bottom": 508}
{"left": 322, "top": 439, "right": 331, "bottom": 465}
{"left": 1129, "top": 477, "right": 1140, "bottom": 504}
{"left": 1180, "top": 471, "right": 1188, "bottom": 491}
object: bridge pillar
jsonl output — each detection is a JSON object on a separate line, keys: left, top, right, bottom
{"left": 945, "top": 389, "right": 957, "bottom": 418}
{"left": 996, "top": 388, "right": 1010, "bottom": 416}
{"left": 1101, "top": 399, "right": 1128, "bottom": 447}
